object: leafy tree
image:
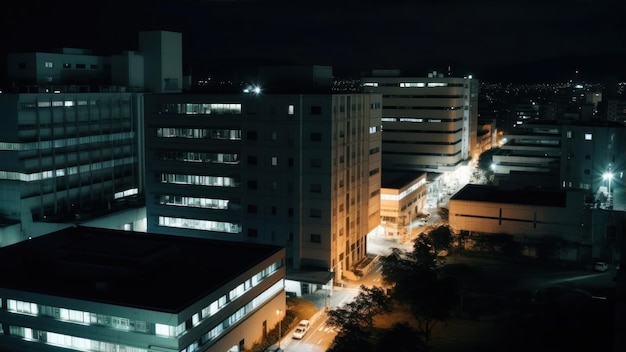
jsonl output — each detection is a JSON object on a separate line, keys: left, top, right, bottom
{"left": 353, "top": 285, "right": 391, "bottom": 329}
{"left": 437, "top": 206, "right": 449, "bottom": 221}
{"left": 428, "top": 225, "right": 453, "bottom": 253}
{"left": 380, "top": 247, "right": 414, "bottom": 288}
{"left": 375, "top": 322, "right": 426, "bottom": 352}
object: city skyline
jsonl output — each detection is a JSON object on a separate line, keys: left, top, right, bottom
{"left": 1, "top": 0, "right": 625, "bottom": 84}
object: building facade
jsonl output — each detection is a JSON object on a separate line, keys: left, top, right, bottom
{"left": 0, "top": 226, "right": 286, "bottom": 352}
{"left": 380, "top": 171, "right": 428, "bottom": 239}
{"left": 0, "top": 30, "right": 183, "bottom": 245}
{"left": 143, "top": 92, "right": 382, "bottom": 286}
{"left": 361, "top": 70, "right": 478, "bottom": 173}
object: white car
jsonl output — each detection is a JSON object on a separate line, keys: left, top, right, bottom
{"left": 593, "top": 261, "right": 609, "bottom": 272}
{"left": 292, "top": 320, "right": 310, "bottom": 339}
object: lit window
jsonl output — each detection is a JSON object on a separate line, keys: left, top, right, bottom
{"left": 272, "top": 157, "right": 278, "bottom": 166}
{"left": 288, "top": 105, "right": 295, "bottom": 115}
{"left": 44, "top": 62, "right": 53, "bottom": 68}
{"left": 585, "top": 133, "right": 592, "bottom": 140}
{"left": 567, "top": 131, "right": 572, "bottom": 138}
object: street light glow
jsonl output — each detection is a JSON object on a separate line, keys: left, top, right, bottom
{"left": 603, "top": 172, "right": 613, "bottom": 181}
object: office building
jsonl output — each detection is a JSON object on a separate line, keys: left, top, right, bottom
{"left": 0, "top": 226, "right": 286, "bottom": 352}
{"left": 361, "top": 69, "right": 479, "bottom": 172}
{"left": 143, "top": 86, "right": 382, "bottom": 291}
{"left": 379, "top": 171, "right": 428, "bottom": 240}
{"left": 0, "top": 30, "right": 181, "bottom": 245}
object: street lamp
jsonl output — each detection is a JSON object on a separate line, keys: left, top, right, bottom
{"left": 276, "top": 309, "right": 282, "bottom": 349}
{"left": 603, "top": 172, "right": 613, "bottom": 200}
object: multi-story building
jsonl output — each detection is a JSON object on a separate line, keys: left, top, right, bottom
{"left": 361, "top": 69, "right": 479, "bottom": 173}
{"left": 0, "top": 226, "right": 286, "bottom": 352}
{"left": 0, "top": 30, "right": 181, "bottom": 246}
{"left": 379, "top": 171, "right": 428, "bottom": 239}
{"left": 492, "top": 120, "right": 626, "bottom": 201}
{"left": 143, "top": 82, "right": 382, "bottom": 290}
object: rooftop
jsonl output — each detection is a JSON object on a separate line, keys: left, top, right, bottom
{"left": 0, "top": 226, "right": 283, "bottom": 312}
{"left": 381, "top": 171, "right": 426, "bottom": 189}
{"left": 451, "top": 184, "right": 567, "bottom": 207}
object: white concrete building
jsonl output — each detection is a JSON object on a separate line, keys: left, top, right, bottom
{"left": 380, "top": 171, "right": 428, "bottom": 239}
{"left": 361, "top": 69, "right": 479, "bottom": 173}
{"left": 0, "top": 226, "right": 286, "bottom": 352}
{"left": 143, "top": 88, "right": 382, "bottom": 290}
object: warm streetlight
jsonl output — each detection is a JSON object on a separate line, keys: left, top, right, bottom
{"left": 276, "top": 309, "right": 282, "bottom": 349}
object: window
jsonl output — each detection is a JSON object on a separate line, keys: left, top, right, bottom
{"left": 247, "top": 204, "right": 258, "bottom": 213}
{"left": 566, "top": 131, "right": 572, "bottom": 138}
{"left": 310, "top": 234, "right": 321, "bottom": 243}
{"left": 90, "top": 64, "right": 98, "bottom": 69}
{"left": 63, "top": 63, "right": 71, "bottom": 68}
{"left": 288, "top": 158, "right": 294, "bottom": 167}
{"left": 288, "top": 105, "right": 295, "bottom": 115}
{"left": 271, "top": 206, "right": 277, "bottom": 215}
{"left": 247, "top": 181, "right": 257, "bottom": 189}
{"left": 310, "top": 209, "right": 321, "bottom": 218}
{"left": 248, "top": 228, "right": 258, "bottom": 237}
{"left": 310, "top": 183, "right": 321, "bottom": 193}
{"left": 76, "top": 63, "right": 86, "bottom": 69}
{"left": 271, "top": 131, "right": 278, "bottom": 140}
{"left": 584, "top": 133, "right": 592, "bottom": 140}
{"left": 288, "top": 208, "right": 294, "bottom": 217}
{"left": 310, "top": 158, "right": 322, "bottom": 167}
{"left": 247, "top": 131, "right": 257, "bottom": 140}
{"left": 44, "top": 62, "right": 53, "bottom": 68}
{"left": 311, "top": 133, "right": 322, "bottom": 141}
{"left": 248, "top": 156, "right": 257, "bottom": 165}
{"left": 584, "top": 169, "right": 590, "bottom": 175}
{"left": 272, "top": 156, "right": 278, "bottom": 166}
{"left": 311, "top": 106, "right": 322, "bottom": 115}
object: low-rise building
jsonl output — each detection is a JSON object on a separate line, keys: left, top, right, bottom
{"left": 380, "top": 171, "right": 428, "bottom": 239}
{"left": 0, "top": 226, "right": 286, "bottom": 352}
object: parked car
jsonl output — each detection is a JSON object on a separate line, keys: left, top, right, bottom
{"left": 593, "top": 261, "right": 609, "bottom": 272}
{"left": 292, "top": 320, "right": 310, "bottom": 339}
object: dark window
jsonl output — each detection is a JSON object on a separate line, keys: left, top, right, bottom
{"left": 288, "top": 208, "right": 294, "bottom": 217}
{"left": 310, "top": 234, "right": 321, "bottom": 243}
{"left": 288, "top": 158, "right": 294, "bottom": 167}
{"left": 585, "top": 155, "right": 591, "bottom": 160}
{"left": 584, "top": 169, "right": 590, "bottom": 175}
{"left": 271, "top": 206, "right": 277, "bottom": 215}
{"left": 310, "top": 209, "right": 321, "bottom": 218}
{"left": 311, "top": 106, "right": 322, "bottom": 115}
{"left": 310, "top": 158, "right": 322, "bottom": 167}
{"left": 247, "top": 156, "right": 257, "bottom": 165}
{"left": 247, "top": 131, "right": 257, "bottom": 140}
{"left": 288, "top": 182, "right": 294, "bottom": 192}
{"left": 310, "top": 183, "right": 321, "bottom": 193}
{"left": 311, "top": 133, "right": 322, "bottom": 141}
{"left": 247, "top": 204, "right": 257, "bottom": 213}
{"left": 90, "top": 64, "right": 98, "bottom": 69}
{"left": 76, "top": 63, "right": 86, "bottom": 69}
{"left": 247, "top": 180, "right": 257, "bottom": 189}
{"left": 18, "top": 63, "right": 26, "bottom": 69}
{"left": 248, "top": 229, "right": 258, "bottom": 237}
{"left": 369, "top": 168, "right": 380, "bottom": 176}
{"left": 63, "top": 63, "right": 71, "bottom": 68}
{"left": 289, "top": 232, "right": 294, "bottom": 241}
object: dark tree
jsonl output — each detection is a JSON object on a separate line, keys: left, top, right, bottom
{"left": 428, "top": 225, "right": 454, "bottom": 253}
{"left": 375, "top": 322, "right": 426, "bottom": 352}
{"left": 437, "top": 206, "right": 449, "bottom": 221}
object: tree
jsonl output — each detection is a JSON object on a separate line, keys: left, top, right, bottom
{"left": 437, "top": 207, "right": 449, "bottom": 221}
{"left": 428, "top": 225, "right": 453, "bottom": 253}
{"left": 375, "top": 322, "right": 426, "bottom": 352}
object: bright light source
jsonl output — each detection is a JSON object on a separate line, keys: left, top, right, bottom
{"left": 603, "top": 172, "right": 613, "bottom": 180}
{"left": 253, "top": 86, "right": 261, "bottom": 94}
{"left": 490, "top": 163, "right": 496, "bottom": 171}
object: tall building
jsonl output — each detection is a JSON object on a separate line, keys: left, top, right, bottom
{"left": 0, "top": 226, "right": 286, "bottom": 352}
{"left": 361, "top": 69, "right": 479, "bottom": 173}
{"left": 0, "top": 30, "right": 181, "bottom": 246}
{"left": 143, "top": 86, "right": 382, "bottom": 290}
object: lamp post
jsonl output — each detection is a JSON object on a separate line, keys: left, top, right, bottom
{"left": 276, "top": 309, "right": 282, "bottom": 349}
{"left": 603, "top": 172, "right": 613, "bottom": 201}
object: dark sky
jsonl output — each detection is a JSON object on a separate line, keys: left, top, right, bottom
{"left": 2, "top": 0, "right": 626, "bottom": 82}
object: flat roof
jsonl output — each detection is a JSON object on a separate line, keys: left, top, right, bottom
{"left": 381, "top": 171, "right": 426, "bottom": 189}
{"left": 451, "top": 184, "right": 567, "bottom": 207}
{"left": 0, "top": 226, "right": 283, "bottom": 312}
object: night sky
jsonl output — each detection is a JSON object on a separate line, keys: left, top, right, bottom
{"left": 2, "top": 0, "right": 626, "bottom": 83}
